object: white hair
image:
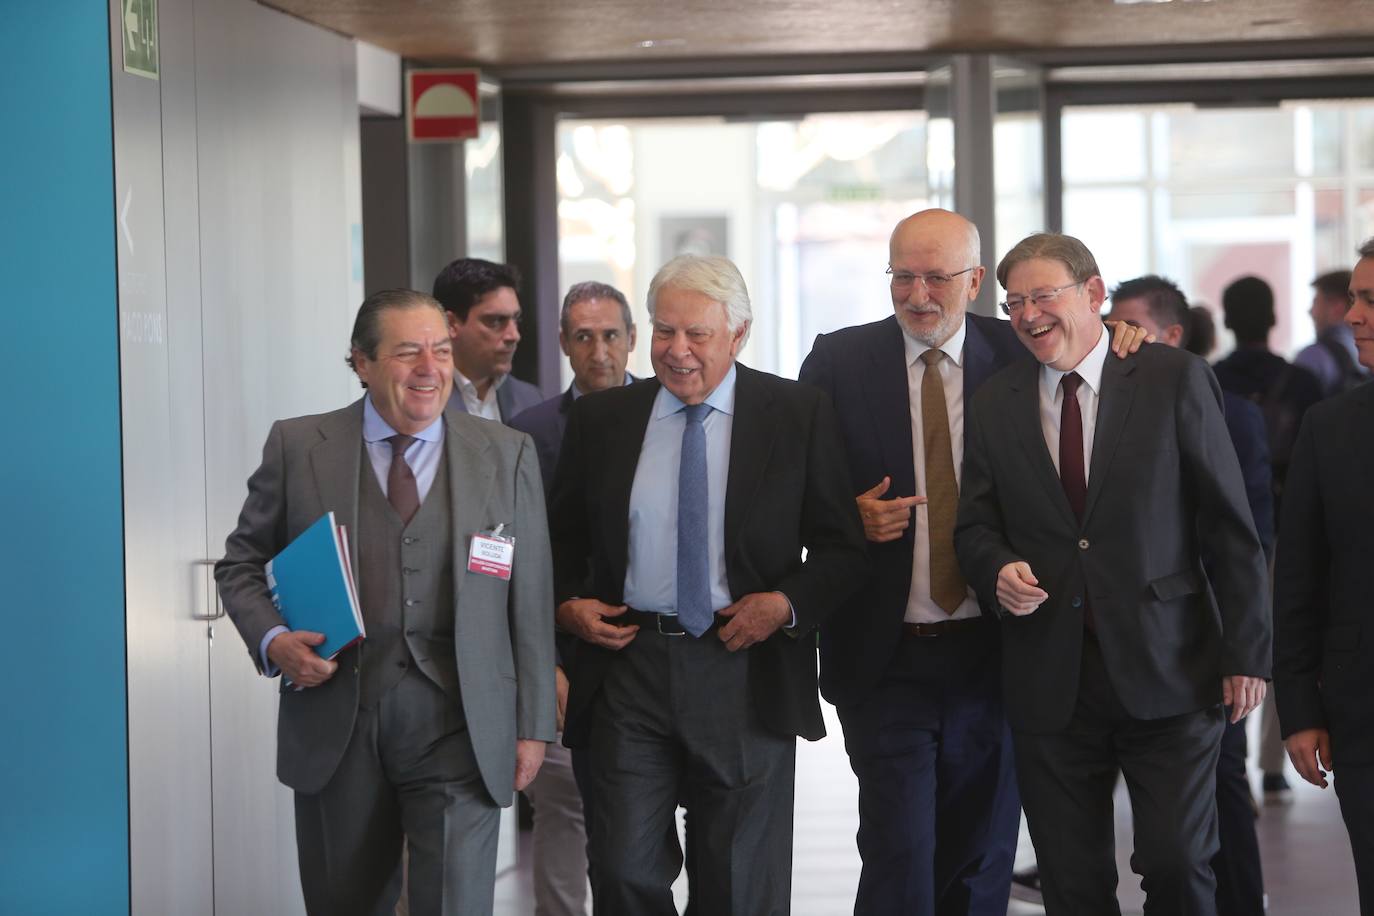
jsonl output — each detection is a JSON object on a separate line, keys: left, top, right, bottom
{"left": 646, "top": 255, "right": 752, "bottom": 347}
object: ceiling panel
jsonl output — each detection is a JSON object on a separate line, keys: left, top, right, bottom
{"left": 263, "top": 0, "right": 1374, "bottom": 70}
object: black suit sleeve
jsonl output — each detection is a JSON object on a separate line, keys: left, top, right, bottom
{"left": 772, "top": 388, "right": 869, "bottom": 635}
{"left": 1271, "top": 413, "right": 1330, "bottom": 738}
{"left": 548, "top": 399, "right": 592, "bottom": 607}
{"left": 954, "top": 388, "right": 1022, "bottom": 615}
{"left": 1176, "top": 357, "right": 1271, "bottom": 679}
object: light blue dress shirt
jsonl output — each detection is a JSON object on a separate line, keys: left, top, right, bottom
{"left": 259, "top": 395, "right": 445, "bottom": 672}
{"left": 623, "top": 365, "right": 737, "bottom": 615}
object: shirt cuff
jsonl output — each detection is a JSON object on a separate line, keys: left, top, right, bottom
{"left": 779, "top": 592, "right": 800, "bottom": 636}
{"left": 260, "top": 625, "right": 288, "bottom": 677}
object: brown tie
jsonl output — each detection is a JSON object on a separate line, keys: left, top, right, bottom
{"left": 920, "top": 349, "right": 966, "bottom": 614}
{"left": 386, "top": 434, "right": 420, "bottom": 524}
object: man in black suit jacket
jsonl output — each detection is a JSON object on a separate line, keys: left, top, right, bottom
{"left": 1108, "top": 275, "right": 1274, "bottom": 916}
{"left": 798, "top": 209, "right": 1028, "bottom": 916}
{"left": 1274, "top": 239, "right": 1374, "bottom": 916}
{"left": 956, "top": 233, "right": 1270, "bottom": 915}
{"left": 800, "top": 210, "right": 1145, "bottom": 916}
{"left": 549, "top": 255, "right": 867, "bottom": 915}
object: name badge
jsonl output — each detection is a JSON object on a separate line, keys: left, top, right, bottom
{"left": 468, "top": 524, "right": 514, "bottom": 580}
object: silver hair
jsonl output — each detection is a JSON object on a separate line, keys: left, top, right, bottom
{"left": 646, "top": 255, "right": 752, "bottom": 346}
{"left": 1359, "top": 237, "right": 1374, "bottom": 259}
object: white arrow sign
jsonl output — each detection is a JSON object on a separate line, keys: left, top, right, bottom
{"left": 120, "top": 186, "right": 134, "bottom": 254}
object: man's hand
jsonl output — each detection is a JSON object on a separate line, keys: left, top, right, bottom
{"left": 1104, "top": 319, "right": 1154, "bottom": 357}
{"left": 513, "top": 739, "right": 547, "bottom": 792}
{"left": 266, "top": 630, "right": 338, "bottom": 688}
{"left": 717, "top": 591, "right": 792, "bottom": 652}
{"left": 556, "top": 598, "right": 638, "bottom": 650}
{"left": 555, "top": 665, "right": 569, "bottom": 733}
{"left": 1221, "top": 675, "right": 1266, "bottom": 723}
{"left": 856, "top": 476, "right": 926, "bottom": 543}
{"left": 1285, "top": 727, "right": 1333, "bottom": 789}
{"left": 996, "top": 562, "right": 1047, "bottom": 616}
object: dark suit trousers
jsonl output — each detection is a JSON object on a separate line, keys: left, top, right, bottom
{"left": 1336, "top": 762, "right": 1374, "bottom": 916}
{"left": 1212, "top": 714, "right": 1264, "bottom": 916}
{"left": 585, "top": 624, "right": 796, "bottom": 916}
{"left": 1014, "top": 636, "right": 1225, "bottom": 916}
{"left": 836, "top": 621, "right": 1019, "bottom": 916}
{"left": 293, "top": 669, "right": 500, "bottom": 916}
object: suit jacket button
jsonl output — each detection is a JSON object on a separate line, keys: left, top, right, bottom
{"left": 1071, "top": 596, "right": 1083, "bottom": 608}
{"left": 1078, "top": 538, "right": 1090, "bottom": 550}
{"left": 397, "top": 660, "right": 408, "bottom": 669}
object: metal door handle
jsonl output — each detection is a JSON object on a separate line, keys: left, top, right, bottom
{"left": 192, "top": 559, "right": 225, "bottom": 620}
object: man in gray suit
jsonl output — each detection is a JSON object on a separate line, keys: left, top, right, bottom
{"left": 433, "top": 257, "right": 545, "bottom": 421}
{"left": 216, "top": 289, "right": 555, "bottom": 915}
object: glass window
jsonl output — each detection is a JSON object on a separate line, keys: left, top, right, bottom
{"left": 557, "top": 111, "right": 931, "bottom": 383}
{"left": 1063, "top": 100, "right": 1374, "bottom": 359}
{"left": 465, "top": 119, "right": 505, "bottom": 263}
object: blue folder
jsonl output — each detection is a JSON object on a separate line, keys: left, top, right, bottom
{"left": 265, "top": 512, "right": 365, "bottom": 660}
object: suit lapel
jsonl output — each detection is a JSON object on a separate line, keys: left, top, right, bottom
{"left": 724, "top": 365, "right": 776, "bottom": 563}
{"left": 606, "top": 380, "right": 659, "bottom": 578}
{"left": 443, "top": 406, "right": 497, "bottom": 605}
{"left": 1082, "top": 355, "right": 1137, "bottom": 526}
{"left": 962, "top": 315, "right": 997, "bottom": 401}
{"left": 1007, "top": 362, "right": 1079, "bottom": 529}
{"left": 861, "top": 318, "right": 917, "bottom": 497}
{"left": 310, "top": 400, "right": 365, "bottom": 579}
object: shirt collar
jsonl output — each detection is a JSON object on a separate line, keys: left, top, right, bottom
{"left": 1041, "top": 322, "right": 1109, "bottom": 400}
{"left": 454, "top": 368, "right": 506, "bottom": 395}
{"left": 653, "top": 363, "right": 738, "bottom": 420}
{"left": 902, "top": 317, "right": 968, "bottom": 368}
{"left": 363, "top": 394, "right": 444, "bottom": 444}
{"left": 571, "top": 372, "right": 633, "bottom": 401}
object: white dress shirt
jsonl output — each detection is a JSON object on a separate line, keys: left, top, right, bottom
{"left": 903, "top": 320, "right": 980, "bottom": 623}
{"left": 454, "top": 369, "right": 505, "bottom": 420}
{"left": 1038, "top": 324, "right": 1108, "bottom": 480}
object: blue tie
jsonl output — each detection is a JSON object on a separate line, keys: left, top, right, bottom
{"left": 676, "top": 403, "right": 713, "bottom": 637}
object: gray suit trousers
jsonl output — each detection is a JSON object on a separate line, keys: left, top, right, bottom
{"left": 293, "top": 669, "right": 501, "bottom": 916}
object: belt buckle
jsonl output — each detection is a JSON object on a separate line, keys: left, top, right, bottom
{"left": 658, "top": 615, "right": 686, "bottom": 637}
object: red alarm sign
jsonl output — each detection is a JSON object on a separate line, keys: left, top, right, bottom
{"left": 407, "top": 69, "right": 481, "bottom": 142}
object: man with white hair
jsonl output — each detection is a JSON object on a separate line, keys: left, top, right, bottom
{"left": 548, "top": 255, "right": 868, "bottom": 914}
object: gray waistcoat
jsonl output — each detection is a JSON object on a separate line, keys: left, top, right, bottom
{"left": 356, "top": 443, "right": 460, "bottom": 707}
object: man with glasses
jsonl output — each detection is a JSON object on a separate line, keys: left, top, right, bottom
{"left": 955, "top": 233, "right": 1271, "bottom": 915}
{"left": 798, "top": 209, "right": 1144, "bottom": 916}
{"left": 433, "top": 257, "right": 544, "bottom": 422}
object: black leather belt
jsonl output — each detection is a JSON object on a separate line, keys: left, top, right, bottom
{"left": 616, "top": 608, "right": 720, "bottom": 636}
{"left": 903, "top": 616, "right": 986, "bottom": 638}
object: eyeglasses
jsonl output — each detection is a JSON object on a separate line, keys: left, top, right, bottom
{"left": 1000, "top": 282, "right": 1085, "bottom": 316}
{"left": 887, "top": 266, "right": 978, "bottom": 291}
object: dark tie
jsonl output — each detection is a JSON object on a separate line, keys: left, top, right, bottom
{"left": 676, "top": 403, "right": 713, "bottom": 637}
{"left": 1058, "top": 373, "right": 1087, "bottom": 520}
{"left": 1058, "top": 373, "right": 1093, "bottom": 629}
{"left": 920, "top": 349, "right": 967, "bottom": 614}
{"left": 386, "top": 434, "right": 420, "bottom": 525}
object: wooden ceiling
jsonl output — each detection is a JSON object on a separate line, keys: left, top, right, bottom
{"left": 263, "top": 0, "right": 1374, "bottom": 72}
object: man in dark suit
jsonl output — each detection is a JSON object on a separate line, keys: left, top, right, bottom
{"left": 509, "top": 280, "right": 637, "bottom": 916}
{"left": 549, "top": 254, "right": 867, "bottom": 914}
{"left": 433, "top": 258, "right": 544, "bottom": 421}
{"left": 511, "top": 281, "right": 637, "bottom": 492}
{"left": 797, "top": 208, "right": 1026, "bottom": 916}
{"left": 1107, "top": 275, "right": 1273, "bottom": 916}
{"left": 799, "top": 209, "right": 1145, "bottom": 916}
{"left": 955, "top": 233, "right": 1271, "bottom": 915}
{"left": 215, "top": 289, "right": 555, "bottom": 915}
{"left": 1274, "top": 239, "right": 1374, "bottom": 916}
